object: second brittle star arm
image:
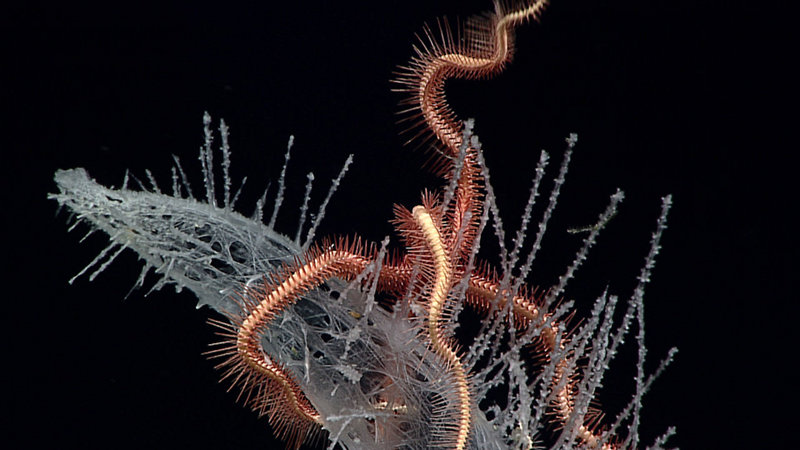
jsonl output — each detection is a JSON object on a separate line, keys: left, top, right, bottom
{"left": 412, "top": 205, "right": 473, "bottom": 450}
{"left": 464, "top": 271, "right": 618, "bottom": 449}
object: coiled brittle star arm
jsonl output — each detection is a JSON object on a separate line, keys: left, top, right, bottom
{"left": 395, "top": 0, "right": 549, "bottom": 279}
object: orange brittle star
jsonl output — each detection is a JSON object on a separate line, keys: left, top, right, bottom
{"left": 206, "top": 1, "right": 618, "bottom": 449}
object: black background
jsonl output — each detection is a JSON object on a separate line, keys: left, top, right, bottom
{"left": 3, "top": 0, "right": 793, "bottom": 448}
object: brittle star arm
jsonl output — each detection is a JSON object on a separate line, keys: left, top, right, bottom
{"left": 413, "top": 205, "right": 473, "bottom": 450}
{"left": 464, "top": 272, "right": 617, "bottom": 449}
{"left": 208, "top": 241, "right": 394, "bottom": 448}
{"left": 395, "top": 1, "right": 550, "bottom": 271}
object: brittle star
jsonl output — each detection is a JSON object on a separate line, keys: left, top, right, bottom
{"left": 206, "top": 1, "right": 616, "bottom": 448}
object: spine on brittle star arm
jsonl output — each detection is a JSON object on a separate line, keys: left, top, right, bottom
{"left": 412, "top": 205, "right": 472, "bottom": 450}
